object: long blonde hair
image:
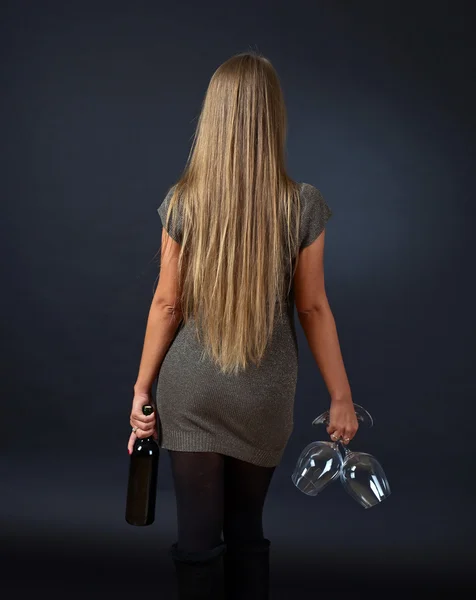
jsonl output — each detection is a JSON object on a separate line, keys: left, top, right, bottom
{"left": 161, "top": 51, "right": 301, "bottom": 375}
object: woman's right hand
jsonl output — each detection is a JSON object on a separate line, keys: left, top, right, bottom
{"left": 127, "top": 391, "right": 158, "bottom": 454}
{"left": 326, "top": 398, "right": 359, "bottom": 445}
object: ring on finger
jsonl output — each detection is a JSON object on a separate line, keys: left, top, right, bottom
{"left": 132, "top": 426, "right": 138, "bottom": 433}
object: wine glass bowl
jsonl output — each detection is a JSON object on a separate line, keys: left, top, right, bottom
{"left": 291, "top": 441, "right": 343, "bottom": 496}
{"left": 339, "top": 450, "right": 391, "bottom": 509}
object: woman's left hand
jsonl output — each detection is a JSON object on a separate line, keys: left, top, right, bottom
{"left": 127, "top": 390, "right": 158, "bottom": 454}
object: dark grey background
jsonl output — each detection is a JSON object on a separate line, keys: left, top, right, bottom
{"left": 2, "top": 0, "right": 474, "bottom": 596}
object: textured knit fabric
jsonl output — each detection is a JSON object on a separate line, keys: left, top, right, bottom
{"left": 155, "top": 182, "right": 332, "bottom": 467}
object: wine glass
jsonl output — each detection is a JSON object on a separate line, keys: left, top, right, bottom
{"left": 313, "top": 403, "right": 391, "bottom": 508}
{"left": 291, "top": 404, "right": 373, "bottom": 496}
{"left": 291, "top": 440, "right": 343, "bottom": 496}
{"left": 291, "top": 404, "right": 371, "bottom": 496}
{"left": 338, "top": 441, "right": 391, "bottom": 509}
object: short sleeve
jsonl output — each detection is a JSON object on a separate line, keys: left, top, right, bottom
{"left": 157, "top": 185, "right": 183, "bottom": 244}
{"left": 298, "top": 182, "right": 333, "bottom": 249}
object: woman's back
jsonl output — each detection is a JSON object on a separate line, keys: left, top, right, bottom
{"left": 155, "top": 180, "right": 332, "bottom": 468}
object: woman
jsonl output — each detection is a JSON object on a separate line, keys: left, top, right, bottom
{"left": 127, "top": 51, "right": 358, "bottom": 600}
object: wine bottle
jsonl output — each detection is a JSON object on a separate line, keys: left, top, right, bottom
{"left": 125, "top": 404, "right": 160, "bottom": 526}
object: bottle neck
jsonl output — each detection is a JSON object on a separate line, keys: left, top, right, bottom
{"left": 134, "top": 436, "right": 157, "bottom": 446}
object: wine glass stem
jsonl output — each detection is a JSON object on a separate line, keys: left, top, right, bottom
{"left": 338, "top": 440, "right": 350, "bottom": 458}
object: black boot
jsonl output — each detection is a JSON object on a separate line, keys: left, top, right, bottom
{"left": 223, "top": 537, "right": 271, "bottom": 600}
{"left": 170, "top": 541, "right": 227, "bottom": 600}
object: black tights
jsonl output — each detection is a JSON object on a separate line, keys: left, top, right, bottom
{"left": 169, "top": 450, "right": 276, "bottom": 552}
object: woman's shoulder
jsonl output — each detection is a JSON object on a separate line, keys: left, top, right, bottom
{"left": 297, "top": 182, "right": 333, "bottom": 248}
{"left": 298, "top": 181, "right": 324, "bottom": 203}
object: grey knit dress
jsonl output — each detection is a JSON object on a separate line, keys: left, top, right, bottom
{"left": 155, "top": 182, "right": 332, "bottom": 467}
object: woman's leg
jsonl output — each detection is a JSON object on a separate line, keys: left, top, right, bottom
{"left": 223, "top": 455, "right": 276, "bottom": 544}
{"left": 169, "top": 450, "right": 225, "bottom": 551}
{"left": 223, "top": 455, "right": 276, "bottom": 599}
{"left": 168, "top": 450, "right": 227, "bottom": 599}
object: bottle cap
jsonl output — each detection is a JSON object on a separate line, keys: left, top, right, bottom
{"left": 142, "top": 405, "right": 154, "bottom": 416}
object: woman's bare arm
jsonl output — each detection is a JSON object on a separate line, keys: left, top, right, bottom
{"left": 133, "top": 229, "right": 183, "bottom": 394}
{"left": 293, "top": 230, "right": 352, "bottom": 404}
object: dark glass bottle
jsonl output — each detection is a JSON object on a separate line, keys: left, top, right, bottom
{"left": 125, "top": 404, "right": 160, "bottom": 526}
